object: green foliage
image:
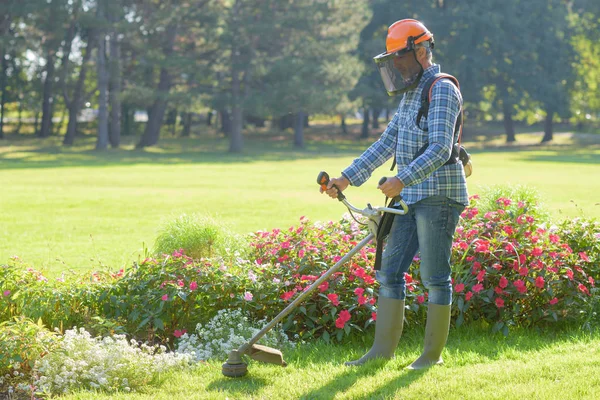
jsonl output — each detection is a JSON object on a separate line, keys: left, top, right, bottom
{"left": 0, "top": 316, "right": 60, "bottom": 393}
{"left": 475, "top": 185, "right": 550, "bottom": 222}
{"left": 154, "top": 213, "right": 247, "bottom": 261}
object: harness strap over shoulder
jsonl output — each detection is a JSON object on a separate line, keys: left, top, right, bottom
{"left": 391, "top": 73, "right": 464, "bottom": 171}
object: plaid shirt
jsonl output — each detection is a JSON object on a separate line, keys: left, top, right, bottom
{"left": 342, "top": 64, "right": 469, "bottom": 206}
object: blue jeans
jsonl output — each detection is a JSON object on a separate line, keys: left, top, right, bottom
{"left": 376, "top": 195, "right": 465, "bottom": 305}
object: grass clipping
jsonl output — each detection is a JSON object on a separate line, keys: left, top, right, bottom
{"left": 154, "top": 214, "right": 246, "bottom": 260}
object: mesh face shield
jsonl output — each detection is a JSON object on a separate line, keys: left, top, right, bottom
{"left": 373, "top": 42, "right": 430, "bottom": 96}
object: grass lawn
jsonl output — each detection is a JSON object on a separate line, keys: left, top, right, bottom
{"left": 61, "top": 325, "right": 600, "bottom": 400}
{"left": 0, "top": 126, "right": 599, "bottom": 275}
{"left": 1, "top": 124, "right": 599, "bottom": 399}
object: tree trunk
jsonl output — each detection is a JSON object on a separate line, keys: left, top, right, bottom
{"left": 541, "top": 108, "right": 554, "bottom": 143}
{"left": 361, "top": 106, "right": 370, "bottom": 139}
{"left": 136, "top": 23, "right": 178, "bottom": 148}
{"left": 340, "top": 114, "right": 347, "bottom": 135}
{"left": 294, "top": 110, "right": 305, "bottom": 148}
{"left": 181, "top": 112, "right": 192, "bottom": 137}
{"left": 207, "top": 111, "right": 212, "bottom": 126}
{"left": 219, "top": 109, "right": 231, "bottom": 137}
{"left": 0, "top": 52, "right": 7, "bottom": 139}
{"left": 229, "top": 68, "right": 243, "bottom": 152}
{"left": 64, "top": 30, "right": 94, "bottom": 146}
{"left": 371, "top": 108, "right": 380, "bottom": 129}
{"left": 96, "top": 29, "right": 109, "bottom": 150}
{"left": 39, "top": 51, "right": 55, "bottom": 138}
{"left": 122, "top": 104, "right": 132, "bottom": 136}
{"left": 503, "top": 101, "right": 516, "bottom": 143}
{"left": 108, "top": 30, "right": 122, "bottom": 148}
{"left": 16, "top": 99, "right": 23, "bottom": 135}
{"left": 34, "top": 112, "right": 40, "bottom": 135}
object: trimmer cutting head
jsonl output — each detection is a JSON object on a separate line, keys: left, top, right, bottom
{"left": 222, "top": 344, "right": 287, "bottom": 378}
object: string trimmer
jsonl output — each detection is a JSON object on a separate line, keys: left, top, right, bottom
{"left": 221, "top": 171, "right": 408, "bottom": 377}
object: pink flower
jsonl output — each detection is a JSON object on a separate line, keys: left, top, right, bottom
{"left": 499, "top": 276, "right": 508, "bottom": 289}
{"left": 177, "top": 280, "right": 184, "bottom": 288}
{"left": 532, "top": 247, "right": 543, "bottom": 257}
{"left": 335, "top": 309, "right": 351, "bottom": 328}
{"left": 173, "top": 329, "right": 187, "bottom": 338}
{"left": 404, "top": 273, "right": 413, "bottom": 283}
{"left": 549, "top": 297, "right": 559, "bottom": 305}
{"left": 354, "top": 287, "right": 365, "bottom": 296}
{"left": 474, "top": 240, "right": 490, "bottom": 253}
{"left": 519, "top": 267, "right": 529, "bottom": 276}
{"left": 493, "top": 263, "right": 503, "bottom": 271}
{"left": 535, "top": 276, "right": 545, "bottom": 289}
{"left": 298, "top": 249, "right": 305, "bottom": 258}
{"left": 189, "top": 281, "right": 198, "bottom": 291}
{"left": 549, "top": 234, "right": 560, "bottom": 244}
{"left": 455, "top": 283, "right": 465, "bottom": 293}
{"left": 281, "top": 291, "right": 295, "bottom": 301}
{"left": 244, "top": 292, "right": 253, "bottom": 301}
{"left": 161, "top": 294, "right": 169, "bottom": 301}
{"left": 472, "top": 283, "right": 484, "bottom": 293}
{"left": 494, "top": 287, "right": 503, "bottom": 295}
{"left": 589, "top": 276, "right": 595, "bottom": 287}
{"left": 416, "top": 295, "right": 425, "bottom": 304}
{"left": 2, "top": 290, "right": 10, "bottom": 297}
{"left": 578, "top": 284, "right": 590, "bottom": 296}
{"left": 318, "top": 281, "right": 329, "bottom": 292}
{"left": 465, "top": 291, "right": 473, "bottom": 301}
{"left": 566, "top": 269, "right": 574, "bottom": 280}
{"left": 358, "top": 295, "right": 368, "bottom": 305}
{"left": 579, "top": 252, "right": 590, "bottom": 262}
{"left": 371, "top": 312, "right": 377, "bottom": 321}
{"left": 327, "top": 293, "right": 340, "bottom": 306}
{"left": 495, "top": 297, "right": 505, "bottom": 308}
{"left": 476, "top": 270, "right": 486, "bottom": 282}
{"left": 513, "top": 280, "right": 527, "bottom": 294}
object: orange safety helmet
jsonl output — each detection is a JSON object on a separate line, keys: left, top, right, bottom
{"left": 385, "top": 19, "right": 434, "bottom": 55}
{"left": 374, "top": 19, "right": 434, "bottom": 96}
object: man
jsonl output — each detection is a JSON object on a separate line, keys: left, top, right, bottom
{"left": 321, "top": 19, "right": 468, "bottom": 369}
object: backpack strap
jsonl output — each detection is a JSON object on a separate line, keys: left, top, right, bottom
{"left": 390, "top": 73, "right": 464, "bottom": 172}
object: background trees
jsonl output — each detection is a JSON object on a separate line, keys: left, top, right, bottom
{"left": 0, "top": 0, "right": 598, "bottom": 149}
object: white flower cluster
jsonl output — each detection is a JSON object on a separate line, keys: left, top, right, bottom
{"left": 34, "top": 327, "right": 192, "bottom": 394}
{"left": 176, "top": 309, "right": 293, "bottom": 363}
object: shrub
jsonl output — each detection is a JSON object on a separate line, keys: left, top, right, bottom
{"left": 0, "top": 317, "right": 60, "bottom": 396}
{"left": 154, "top": 213, "right": 246, "bottom": 260}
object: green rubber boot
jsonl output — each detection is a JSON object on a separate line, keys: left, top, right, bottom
{"left": 345, "top": 297, "right": 405, "bottom": 366}
{"left": 406, "top": 303, "right": 451, "bottom": 370}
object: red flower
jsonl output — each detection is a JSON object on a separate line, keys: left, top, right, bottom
{"left": 493, "top": 263, "right": 503, "bottom": 271}
{"left": 173, "top": 329, "right": 187, "bottom": 338}
{"left": 354, "top": 287, "right": 365, "bottom": 296}
{"left": 281, "top": 290, "right": 295, "bottom": 301}
{"left": 455, "top": 283, "right": 465, "bottom": 293}
{"left": 318, "top": 281, "right": 329, "bottom": 292}
{"left": 513, "top": 280, "right": 527, "bottom": 294}
{"left": 189, "top": 281, "right": 198, "bottom": 291}
{"left": 465, "top": 291, "right": 473, "bottom": 301}
{"left": 475, "top": 240, "right": 490, "bottom": 253}
{"left": 335, "top": 309, "right": 351, "bottom": 328}
{"left": 566, "top": 269, "right": 574, "bottom": 280}
{"left": 549, "top": 297, "right": 559, "bottom": 305}
{"left": 472, "top": 283, "right": 484, "bottom": 293}
{"left": 579, "top": 252, "right": 590, "bottom": 262}
{"left": 535, "top": 276, "right": 545, "bottom": 289}
{"left": 494, "top": 287, "right": 503, "bottom": 295}
{"left": 416, "top": 295, "right": 425, "bottom": 304}
{"left": 405, "top": 273, "right": 413, "bottom": 283}
{"left": 328, "top": 293, "right": 340, "bottom": 306}
{"left": 499, "top": 276, "right": 508, "bottom": 289}
{"left": 371, "top": 312, "right": 377, "bottom": 321}
{"left": 476, "top": 270, "right": 486, "bottom": 282}
{"left": 519, "top": 267, "right": 529, "bottom": 276}
{"left": 589, "top": 277, "right": 595, "bottom": 287}
{"left": 531, "top": 247, "right": 543, "bottom": 257}
{"left": 495, "top": 297, "right": 505, "bottom": 308}
{"left": 549, "top": 234, "right": 560, "bottom": 244}
{"left": 578, "top": 284, "right": 590, "bottom": 296}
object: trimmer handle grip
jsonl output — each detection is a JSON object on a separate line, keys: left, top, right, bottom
{"left": 317, "top": 171, "right": 345, "bottom": 201}
{"left": 378, "top": 176, "right": 403, "bottom": 204}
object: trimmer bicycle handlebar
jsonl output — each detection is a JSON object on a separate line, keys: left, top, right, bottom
{"left": 318, "top": 171, "right": 408, "bottom": 217}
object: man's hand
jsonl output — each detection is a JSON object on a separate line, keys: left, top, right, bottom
{"left": 378, "top": 177, "right": 404, "bottom": 198}
{"left": 320, "top": 176, "right": 350, "bottom": 199}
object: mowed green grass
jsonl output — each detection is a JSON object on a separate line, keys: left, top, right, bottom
{"left": 62, "top": 326, "right": 600, "bottom": 400}
{"left": 0, "top": 129, "right": 599, "bottom": 275}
